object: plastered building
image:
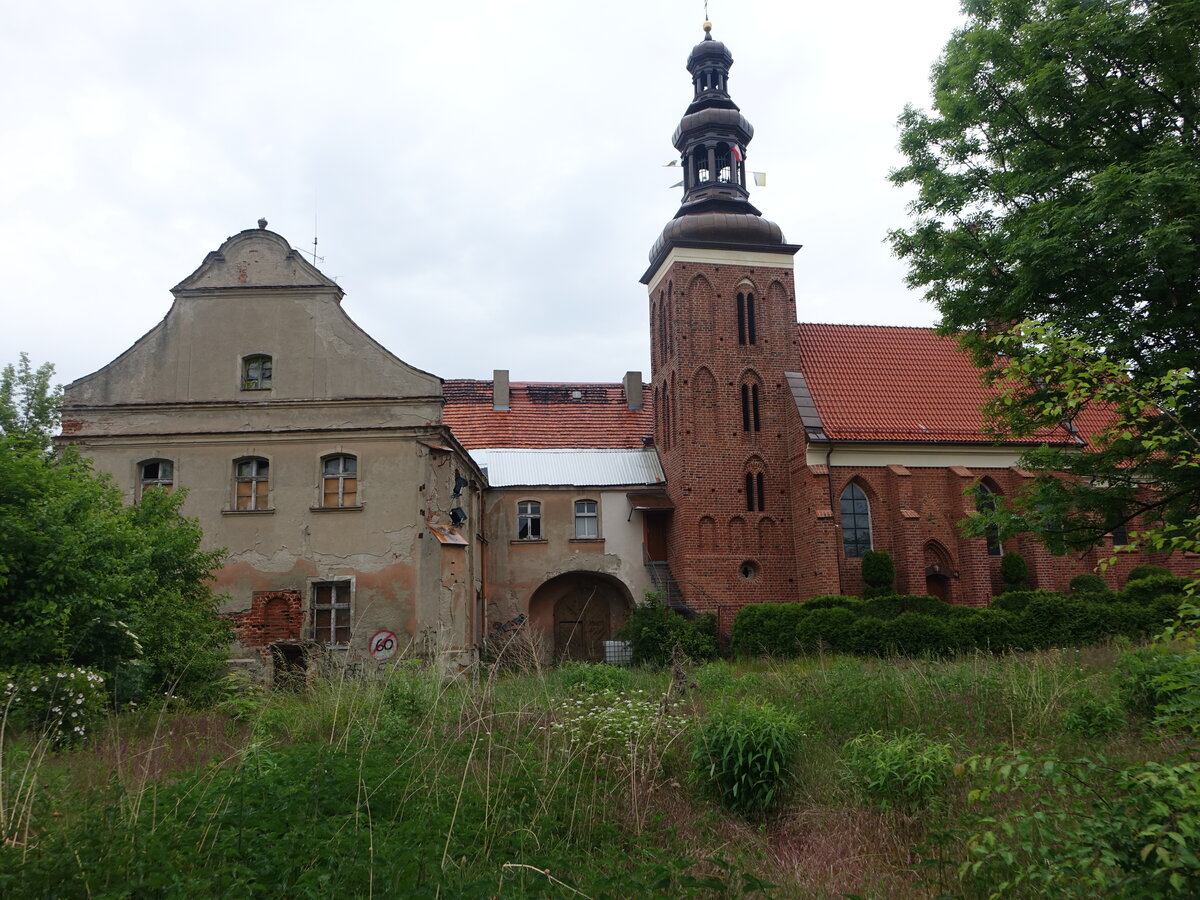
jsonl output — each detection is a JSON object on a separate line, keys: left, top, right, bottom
{"left": 61, "top": 25, "right": 1185, "bottom": 674}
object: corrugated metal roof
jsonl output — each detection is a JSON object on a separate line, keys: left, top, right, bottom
{"left": 470, "top": 448, "right": 665, "bottom": 488}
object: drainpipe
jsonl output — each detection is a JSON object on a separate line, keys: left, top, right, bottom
{"left": 824, "top": 443, "right": 843, "bottom": 596}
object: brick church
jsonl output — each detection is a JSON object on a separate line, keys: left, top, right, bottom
{"left": 60, "top": 24, "right": 1180, "bottom": 674}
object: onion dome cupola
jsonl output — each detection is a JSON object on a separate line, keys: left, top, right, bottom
{"left": 645, "top": 22, "right": 789, "bottom": 277}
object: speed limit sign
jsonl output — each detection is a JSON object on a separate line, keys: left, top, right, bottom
{"left": 369, "top": 630, "right": 398, "bottom": 660}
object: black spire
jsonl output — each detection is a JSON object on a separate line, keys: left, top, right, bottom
{"left": 646, "top": 22, "right": 786, "bottom": 272}
{"left": 673, "top": 21, "right": 758, "bottom": 214}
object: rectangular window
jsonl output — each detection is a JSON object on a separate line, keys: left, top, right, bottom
{"left": 235, "top": 459, "right": 269, "bottom": 510}
{"left": 311, "top": 581, "right": 351, "bottom": 646}
{"left": 575, "top": 500, "right": 599, "bottom": 539}
{"left": 517, "top": 500, "right": 542, "bottom": 540}
{"left": 242, "top": 354, "right": 273, "bottom": 390}
{"left": 322, "top": 455, "right": 358, "bottom": 507}
{"left": 140, "top": 460, "right": 174, "bottom": 496}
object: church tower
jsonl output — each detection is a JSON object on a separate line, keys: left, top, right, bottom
{"left": 641, "top": 22, "right": 803, "bottom": 622}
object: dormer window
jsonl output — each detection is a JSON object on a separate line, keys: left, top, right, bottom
{"left": 242, "top": 354, "right": 272, "bottom": 390}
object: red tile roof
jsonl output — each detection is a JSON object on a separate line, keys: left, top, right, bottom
{"left": 443, "top": 380, "right": 654, "bottom": 450}
{"left": 795, "top": 324, "right": 1112, "bottom": 445}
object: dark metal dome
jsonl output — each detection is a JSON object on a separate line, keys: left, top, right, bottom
{"left": 649, "top": 212, "right": 785, "bottom": 262}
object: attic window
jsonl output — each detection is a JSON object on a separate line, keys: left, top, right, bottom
{"left": 242, "top": 354, "right": 272, "bottom": 390}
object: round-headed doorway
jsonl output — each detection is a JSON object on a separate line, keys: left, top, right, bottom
{"left": 529, "top": 572, "right": 633, "bottom": 662}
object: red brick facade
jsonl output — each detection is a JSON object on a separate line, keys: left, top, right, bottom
{"left": 646, "top": 256, "right": 1189, "bottom": 619}
{"left": 649, "top": 258, "right": 803, "bottom": 628}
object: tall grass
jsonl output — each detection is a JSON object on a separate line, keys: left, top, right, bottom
{"left": 1, "top": 642, "right": 1190, "bottom": 898}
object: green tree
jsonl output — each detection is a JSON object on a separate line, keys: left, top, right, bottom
{"left": 891, "top": 0, "right": 1199, "bottom": 551}
{"left": 0, "top": 352, "right": 61, "bottom": 451}
{"left": 0, "top": 357, "right": 230, "bottom": 703}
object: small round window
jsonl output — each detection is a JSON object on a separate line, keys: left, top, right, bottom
{"left": 738, "top": 560, "right": 760, "bottom": 580}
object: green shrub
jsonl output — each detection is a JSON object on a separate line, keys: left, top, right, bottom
{"left": 1125, "top": 564, "right": 1172, "bottom": 585}
{"left": 559, "top": 660, "right": 633, "bottom": 694}
{"left": 859, "top": 594, "right": 952, "bottom": 620}
{"left": 695, "top": 661, "right": 737, "bottom": 695}
{"left": 799, "top": 594, "right": 862, "bottom": 611}
{"left": 730, "top": 602, "right": 805, "bottom": 657}
{"left": 1069, "top": 573, "right": 1112, "bottom": 599}
{"left": 944, "top": 607, "right": 1018, "bottom": 652}
{"left": 875, "top": 613, "right": 954, "bottom": 657}
{"left": 1062, "top": 691, "right": 1126, "bottom": 737}
{"left": 1, "top": 665, "right": 107, "bottom": 746}
{"left": 989, "top": 589, "right": 1062, "bottom": 615}
{"left": 1017, "top": 595, "right": 1111, "bottom": 648}
{"left": 690, "top": 699, "right": 803, "bottom": 817}
{"left": 999, "top": 551, "right": 1028, "bottom": 589}
{"left": 960, "top": 751, "right": 1200, "bottom": 898}
{"left": 617, "top": 593, "right": 719, "bottom": 666}
{"left": 1120, "top": 573, "right": 1191, "bottom": 606}
{"left": 841, "top": 730, "right": 954, "bottom": 811}
{"left": 861, "top": 551, "right": 895, "bottom": 599}
{"left": 795, "top": 607, "right": 859, "bottom": 654}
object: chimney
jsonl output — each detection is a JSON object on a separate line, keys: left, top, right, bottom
{"left": 493, "top": 369, "right": 510, "bottom": 411}
{"left": 623, "top": 371, "right": 643, "bottom": 410}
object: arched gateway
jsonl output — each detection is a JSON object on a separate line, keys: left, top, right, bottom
{"left": 529, "top": 572, "right": 634, "bottom": 662}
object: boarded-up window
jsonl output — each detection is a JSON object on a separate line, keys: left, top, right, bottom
{"left": 322, "top": 455, "right": 358, "bottom": 507}
{"left": 235, "top": 458, "right": 269, "bottom": 510}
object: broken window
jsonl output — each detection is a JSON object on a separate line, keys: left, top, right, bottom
{"left": 311, "top": 580, "right": 351, "bottom": 646}
{"left": 242, "top": 354, "right": 272, "bottom": 390}
{"left": 517, "top": 500, "right": 542, "bottom": 540}
{"left": 139, "top": 459, "right": 174, "bottom": 497}
{"left": 234, "top": 457, "right": 270, "bottom": 510}
{"left": 574, "top": 499, "right": 599, "bottom": 539}
{"left": 322, "top": 454, "right": 358, "bottom": 507}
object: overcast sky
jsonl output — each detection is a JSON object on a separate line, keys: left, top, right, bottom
{"left": 1, "top": 1, "right": 966, "bottom": 389}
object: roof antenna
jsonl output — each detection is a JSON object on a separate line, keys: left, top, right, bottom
{"left": 307, "top": 191, "right": 324, "bottom": 266}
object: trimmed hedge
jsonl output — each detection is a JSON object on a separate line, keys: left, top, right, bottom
{"left": 988, "top": 589, "right": 1062, "bottom": 615}
{"left": 859, "top": 595, "right": 953, "bottom": 620}
{"left": 1119, "top": 574, "right": 1190, "bottom": 606}
{"left": 1069, "top": 573, "right": 1113, "bottom": 599}
{"left": 1125, "top": 564, "right": 1172, "bottom": 585}
{"left": 728, "top": 588, "right": 1182, "bottom": 660}
{"left": 730, "top": 602, "right": 807, "bottom": 657}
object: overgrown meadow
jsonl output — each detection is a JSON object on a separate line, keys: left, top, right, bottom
{"left": 3, "top": 629, "right": 1198, "bottom": 898}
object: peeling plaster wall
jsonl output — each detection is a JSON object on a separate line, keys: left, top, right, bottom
{"left": 60, "top": 229, "right": 483, "bottom": 669}
{"left": 482, "top": 486, "right": 653, "bottom": 637}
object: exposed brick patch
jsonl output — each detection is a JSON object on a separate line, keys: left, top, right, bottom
{"left": 226, "top": 590, "right": 304, "bottom": 647}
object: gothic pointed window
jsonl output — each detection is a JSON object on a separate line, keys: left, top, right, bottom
{"left": 737, "top": 293, "right": 756, "bottom": 345}
{"left": 839, "top": 483, "right": 872, "bottom": 558}
{"left": 975, "top": 483, "right": 1003, "bottom": 557}
{"left": 740, "top": 382, "right": 761, "bottom": 432}
{"left": 744, "top": 470, "right": 766, "bottom": 512}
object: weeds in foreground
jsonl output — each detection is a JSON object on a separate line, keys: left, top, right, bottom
{"left": 2, "top": 642, "right": 1196, "bottom": 898}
